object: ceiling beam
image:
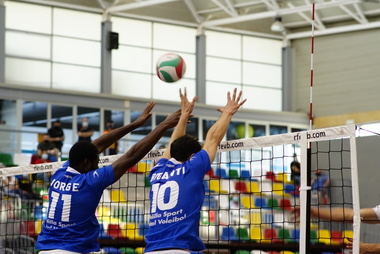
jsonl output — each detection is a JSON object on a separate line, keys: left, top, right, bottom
{"left": 287, "top": 20, "right": 380, "bottom": 39}
{"left": 225, "top": 0, "right": 238, "bottom": 16}
{"left": 211, "top": 0, "right": 238, "bottom": 16}
{"left": 338, "top": 2, "right": 366, "bottom": 24}
{"left": 353, "top": 2, "right": 368, "bottom": 23}
{"left": 202, "top": 0, "right": 360, "bottom": 27}
{"left": 183, "top": 0, "right": 202, "bottom": 23}
{"left": 96, "top": 0, "right": 106, "bottom": 9}
{"left": 288, "top": 2, "right": 324, "bottom": 30}
{"left": 107, "top": 0, "right": 178, "bottom": 13}
{"left": 197, "top": 0, "right": 262, "bottom": 15}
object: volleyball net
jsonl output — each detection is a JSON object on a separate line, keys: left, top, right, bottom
{"left": 0, "top": 124, "right": 359, "bottom": 254}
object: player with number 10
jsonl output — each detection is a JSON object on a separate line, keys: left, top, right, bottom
{"left": 145, "top": 88, "right": 246, "bottom": 253}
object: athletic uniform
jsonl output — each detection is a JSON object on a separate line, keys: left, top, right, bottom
{"left": 145, "top": 150, "right": 211, "bottom": 252}
{"left": 36, "top": 161, "right": 115, "bottom": 253}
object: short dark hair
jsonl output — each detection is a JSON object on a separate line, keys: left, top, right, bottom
{"left": 290, "top": 161, "right": 300, "bottom": 169}
{"left": 69, "top": 142, "right": 98, "bottom": 168}
{"left": 170, "top": 135, "right": 202, "bottom": 162}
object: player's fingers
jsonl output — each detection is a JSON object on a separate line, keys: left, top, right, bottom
{"left": 236, "top": 90, "right": 242, "bottom": 103}
{"left": 232, "top": 88, "right": 237, "bottom": 101}
{"left": 239, "top": 98, "right": 247, "bottom": 107}
{"left": 227, "top": 91, "right": 231, "bottom": 102}
{"left": 179, "top": 88, "right": 183, "bottom": 98}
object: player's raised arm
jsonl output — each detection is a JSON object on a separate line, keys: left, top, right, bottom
{"left": 310, "top": 207, "right": 380, "bottom": 223}
{"left": 92, "top": 102, "right": 155, "bottom": 154}
{"left": 203, "top": 88, "right": 246, "bottom": 162}
{"left": 161, "top": 88, "right": 197, "bottom": 159}
{"left": 112, "top": 109, "right": 181, "bottom": 180}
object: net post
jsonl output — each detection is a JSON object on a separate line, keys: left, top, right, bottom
{"left": 306, "top": 146, "right": 312, "bottom": 253}
{"left": 349, "top": 124, "right": 360, "bottom": 254}
{"left": 299, "top": 131, "right": 310, "bottom": 254}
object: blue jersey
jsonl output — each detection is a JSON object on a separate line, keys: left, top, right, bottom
{"left": 36, "top": 161, "right": 115, "bottom": 253}
{"left": 145, "top": 150, "right": 211, "bottom": 252}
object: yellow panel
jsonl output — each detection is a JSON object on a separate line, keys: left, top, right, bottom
{"left": 250, "top": 226, "right": 261, "bottom": 240}
{"left": 135, "top": 247, "right": 145, "bottom": 254}
{"left": 241, "top": 196, "right": 254, "bottom": 209}
{"left": 250, "top": 212, "right": 261, "bottom": 225}
{"left": 110, "top": 189, "right": 127, "bottom": 203}
{"left": 209, "top": 179, "right": 220, "bottom": 193}
{"left": 35, "top": 220, "right": 42, "bottom": 234}
{"left": 250, "top": 182, "right": 260, "bottom": 193}
{"left": 319, "top": 229, "right": 331, "bottom": 245}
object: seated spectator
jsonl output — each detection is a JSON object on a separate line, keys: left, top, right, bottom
{"left": 290, "top": 160, "right": 301, "bottom": 186}
{"left": 78, "top": 117, "right": 94, "bottom": 142}
{"left": 311, "top": 169, "right": 330, "bottom": 204}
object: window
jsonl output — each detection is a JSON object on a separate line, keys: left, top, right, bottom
{"left": 249, "top": 124, "right": 266, "bottom": 137}
{"left": 270, "top": 125, "right": 288, "bottom": 135}
{"left": 243, "top": 62, "right": 281, "bottom": 88}
{"left": 113, "top": 46, "right": 151, "bottom": 73}
{"left": 51, "top": 105, "right": 73, "bottom": 155}
{"left": 206, "top": 82, "right": 241, "bottom": 107}
{"left": 6, "top": 58, "right": 51, "bottom": 87}
{"left": 202, "top": 120, "right": 216, "bottom": 140}
{"left": 242, "top": 36, "right": 282, "bottom": 64}
{"left": 153, "top": 23, "right": 196, "bottom": 53}
{"left": 113, "top": 17, "right": 152, "bottom": 47}
{"left": 152, "top": 78, "right": 195, "bottom": 102}
{"left": 112, "top": 71, "right": 152, "bottom": 98}
{"left": 5, "top": 1, "right": 51, "bottom": 34}
{"left": 206, "top": 31, "right": 241, "bottom": 59}
{"left": 77, "top": 107, "right": 100, "bottom": 141}
{"left": 6, "top": 31, "right": 51, "bottom": 59}
{"left": 130, "top": 111, "right": 152, "bottom": 135}
{"left": 52, "top": 64, "right": 100, "bottom": 93}
{"left": 206, "top": 57, "right": 241, "bottom": 84}
{"left": 242, "top": 86, "right": 282, "bottom": 111}
{"left": 227, "top": 121, "right": 246, "bottom": 140}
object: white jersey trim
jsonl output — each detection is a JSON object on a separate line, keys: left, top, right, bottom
{"left": 66, "top": 167, "right": 80, "bottom": 174}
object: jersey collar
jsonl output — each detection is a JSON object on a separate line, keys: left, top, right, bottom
{"left": 66, "top": 167, "right": 81, "bottom": 174}
{"left": 169, "top": 158, "right": 182, "bottom": 164}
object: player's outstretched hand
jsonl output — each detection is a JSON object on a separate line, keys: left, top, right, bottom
{"left": 134, "top": 102, "right": 155, "bottom": 126}
{"left": 162, "top": 109, "right": 181, "bottom": 129}
{"left": 345, "top": 238, "right": 371, "bottom": 254}
{"left": 179, "top": 88, "right": 197, "bottom": 117}
{"left": 217, "top": 88, "right": 247, "bottom": 115}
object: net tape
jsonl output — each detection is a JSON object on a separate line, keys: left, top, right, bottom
{"left": 0, "top": 125, "right": 356, "bottom": 177}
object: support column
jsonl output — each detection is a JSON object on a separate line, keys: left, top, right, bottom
{"left": 282, "top": 46, "right": 294, "bottom": 111}
{"left": 0, "top": 3, "right": 5, "bottom": 83}
{"left": 196, "top": 31, "right": 206, "bottom": 104}
{"left": 101, "top": 20, "right": 112, "bottom": 94}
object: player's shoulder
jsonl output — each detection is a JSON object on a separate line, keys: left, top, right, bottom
{"left": 189, "top": 149, "right": 210, "bottom": 162}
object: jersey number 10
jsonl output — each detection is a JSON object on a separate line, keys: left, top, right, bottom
{"left": 151, "top": 181, "right": 179, "bottom": 213}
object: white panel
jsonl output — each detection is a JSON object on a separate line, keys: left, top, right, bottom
{"left": 242, "top": 86, "right": 282, "bottom": 111}
{"left": 243, "top": 62, "right": 281, "bottom": 88}
{"left": 6, "top": 31, "right": 50, "bottom": 59}
{"left": 112, "top": 17, "right": 152, "bottom": 47}
{"left": 6, "top": 58, "right": 50, "bottom": 87}
{"left": 206, "top": 31, "right": 241, "bottom": 59}
{"left": 243, "top": 36, "right": 282, "bottom": 65}
{"left": 5, "top": 1, "right": 51, "bottom": 33}
{"left": 53, "top": 8, "right": 100, "bottom": 40}
{"left": 153, "top": 78, "right": 195, "bottom": 102}
{"left": 112, "top": 71, "right": 151, "bottom": 99}
{"left": 53, "top": 37, "right": 100, "bottom": 67}
{"left": 153, "top": 23, "right": 195, "bottom": 53}
{"left": 206, "top": 81, "right": 241, "bottom": 107}
{"left": 113, "top": 45, "right": 151, "bottom": 73}
{"left": 153, "top": 50, "right": 195, "bottom": 79}
{"left": 207, "top": 57, "right": 241, "bottom": 84}
{"left": 52, "top": 64, "right": 100, "bottom": 93}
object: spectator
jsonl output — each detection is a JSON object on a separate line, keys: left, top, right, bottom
{"left": 78, "top": 117, "right": 94, "bottom": 142}
{"left": 311, "top": 169, "right": 330, "bottom": 204}
{"left": 38, "top": 133, "right": 56, "bottom": 152}
{"left": 102, "top": 121, "right": 118, "bottom": 155}
{"left": 290, "top": 160, "right": 301, "bottom": 186}
{"left": 48, "top": 120, "right": 65, "bottom": 152}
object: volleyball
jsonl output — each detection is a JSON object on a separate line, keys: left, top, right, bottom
{"left": 156, "top": 53, "right": 186, "bottom": 83}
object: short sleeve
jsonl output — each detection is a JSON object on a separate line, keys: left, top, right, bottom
{"left": 373, "top": 205, "right": 380, "bottom": 220}
{"left": 186, "top": 150, "right": 211, "bottom": 176}
{"left": 85, "top": 165, "right": 115, "bottom": 189}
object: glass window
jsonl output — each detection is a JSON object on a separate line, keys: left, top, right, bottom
{"left": 227, "top": 121, "right": 245, "bottom": 140}
{"left": 243, "top": 62, "right": 281, "bottom": 88}
{"left": 53, "top": 37, "right": 100, "bottom": 67}
{"left": 206, "top": 81, "right": 241, "bottom": 107}
{"left": 6, "top": 57, "right": 51, "bottom": 87}
{"left": 52, "top": 64, "right": 100, "bottom": 93}
{"left": 6, "top": 31, "right": 51, "bottom": 59}
{"left": 152, "top": 78, "right": 195, "bottom": 102}
{"left": 51, "top": 105, "right": 73, "bottom": 156}
{"left": 153, "top": 50, "right": 195, "bottom": 79}
{"left": 242, "top": 36, "right": 282, "bottom": 64}
{"left": 153, "top": 23, "right": 196, "bottom": 53}
{"left": 0, "top": 100, "right": 17, "bottom": 154}
{"left": 113, "top": 17, "right": 152, "bottom": 47}
{"left": 112, "top": 71, "right": 151, "bottom": 98}
{"left": 206, "top": 31, "right": 241, "bottom": 59}
{"left": 77, "top": 107, "right": 100, "bottom": 142}
{"left": 130, "top": 111, "right": 152, "bottom": 135}
{"left": 242, "top": 86, "right": 282, "bottom": 111}
{"left": 22, "top": 101, "right": 48, "bottom": 153}
{"left": 5, "top": 1, "right": 51, "bottom": 34}
{"left": 113, "top": 45, "right": 151, "bottom": 73}
{"left": 202, "top": 119, "right": 216, "bottom": 140}
{"left": 53, "top": 8, "right": 100, "bottom": 40}
{"left": 270, "top": 125, "right": 288, "bottom": 135}
{"left": 249, "top": 124, "right": 266, "bottom": 137}
{"left": 291, "top": 128, "right": 306, "bottom": 133}
{"left": 206, "top": 57, "right": 241, "bottom": 84}
{"left": 104, "top": 110, "right": 124, "bottom": 129}
{"left": 156, "top": 114, "right": 174, "bottom": 138}
{"left": 187, "top": 117, "right": 199, "bottom": 139}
